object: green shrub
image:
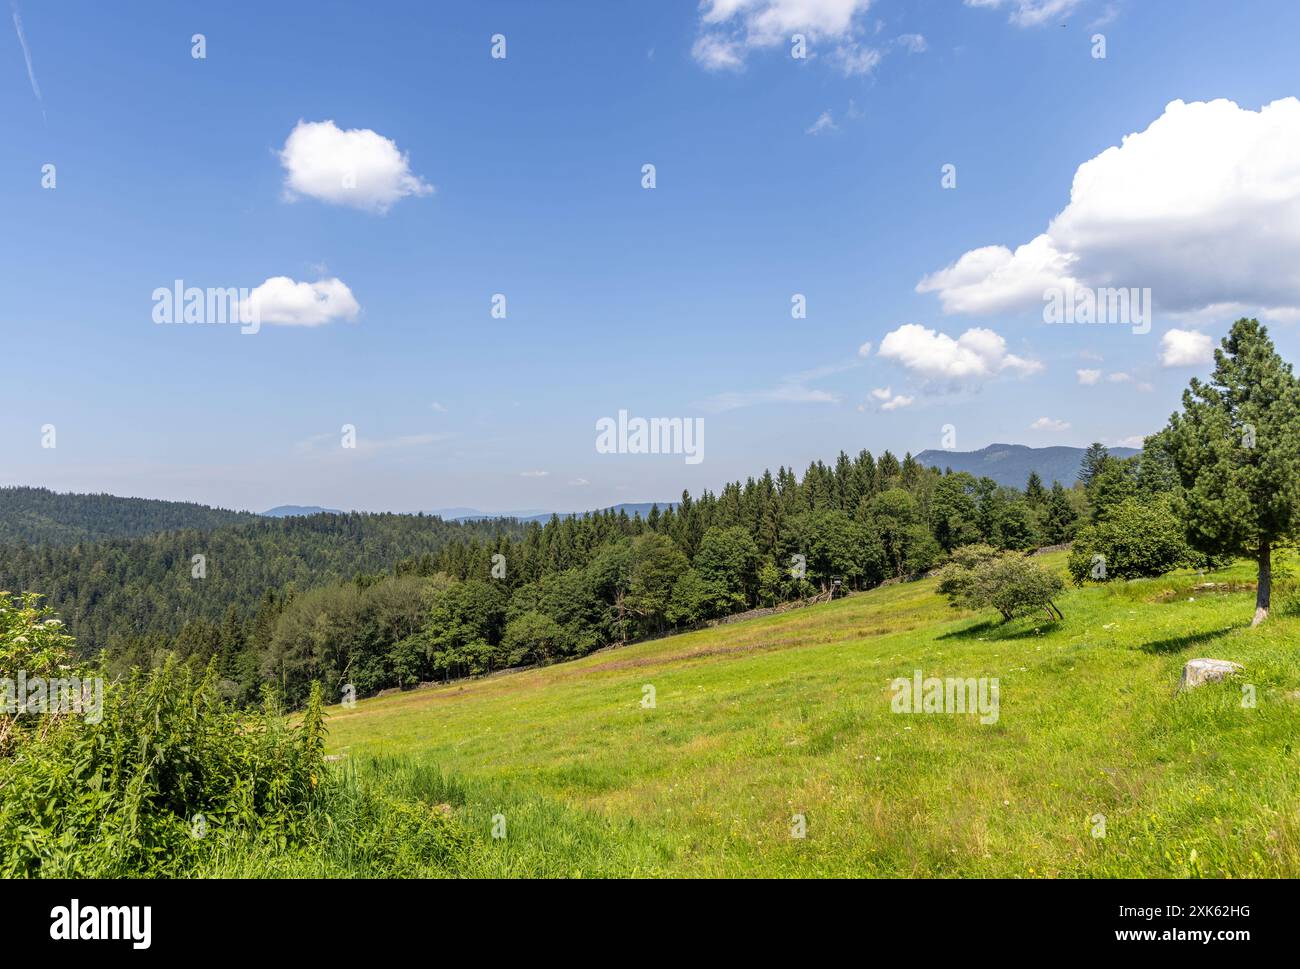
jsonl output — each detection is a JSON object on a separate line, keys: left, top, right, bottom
{"left": 937, "top": 546, "right": 1065, "bottom": 621}
{"left": 1067, "top": 496, "right": 1194, "bottom": 584}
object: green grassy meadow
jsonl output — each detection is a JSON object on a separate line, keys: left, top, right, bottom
{"left": 268, "top": 551, "right": 1300, "bottom": 877}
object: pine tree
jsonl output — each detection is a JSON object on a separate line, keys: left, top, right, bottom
{"left": 1164, "top": 319, "right": 1300, "bottom": 625}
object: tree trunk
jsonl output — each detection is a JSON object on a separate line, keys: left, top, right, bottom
{"left": 1252, "top": 539, "right": 1271, "bottom": 627}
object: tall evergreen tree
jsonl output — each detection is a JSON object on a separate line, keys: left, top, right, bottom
{"left": 1078, "top": 442, "right": 1111, "bottom": 486}
{"left": 1164, "top": 319, "right": 1300, "bottom": 625}
{"left": 1024, "top": 471, "right": 1046, "bottom": 507}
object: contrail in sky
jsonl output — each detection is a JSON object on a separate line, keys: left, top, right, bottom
{"left": 10, "top": 1, "right": 45, "bottom": 123}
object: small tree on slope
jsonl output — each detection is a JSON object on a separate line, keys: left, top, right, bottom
{"left": 1164, "top": 319, "right": 1300, "bottom": 626}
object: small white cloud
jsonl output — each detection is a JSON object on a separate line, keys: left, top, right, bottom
{"left": 279, "top": 120, "right": 432, "bottom": 214}
{"left": 895, "top": 33, "right": 927, "bottom": 52}
{"left": 1030, "top": 416, "right": 1071, "bottom": 431}
{"left": 1161, "top": 328, "right": 1215, "bottom": 367}
{"left": 865, "top": 387, "right": 911, "bottom": 411}
{"left": 569, "top": 477, "right": 590, "bottom": 486}
{"left": 878, "top": 323, "right": 1042, "bottom": 383}
{"left": 249, "top": 277, "right": 360, "bottom": 326}
{"left": 1112, "top": 434, "right": 1145, "bottom": 448}
{"left": 1076, "top": 368, "right": 1102, "bottom": 385}
{"left": 857, "top": 340, "right": 873, "bottom": 357}
{"left": 806, "top": 110, "right": 837, "bottom": 135}
{"left": 1106, "top": 372, "right": 1132, "bottom": 383}
{"left": 430, "top": 401, "right": 448, "bottom": 412}
{"left": 520, "top": 470, "right": 550, "bottom": 478}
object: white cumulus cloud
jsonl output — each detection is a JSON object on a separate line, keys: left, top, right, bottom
{"left": 917, "top": 99, "right": 1300, "bottom": 322}
{"left": 249, "top": 277, "right": 360, "bottom": 327}
{"left": 279, "top": 120, "right": 433, "bottom": 214}
{"left": 1076, "top": 368, "right": 1102, "bottom": 385}
{"left": 877, "top": 323, "right": 1042, "bottom": 384}
{"left": 1161, "top": 328, "right": 1215, "bottom": 367}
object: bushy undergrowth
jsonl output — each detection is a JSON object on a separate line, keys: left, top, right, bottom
{"left": 1, "top": 591, "right": 476, "bottom": 877}
{"left": 0, "top": 657, "right": 325, "bottom": 876}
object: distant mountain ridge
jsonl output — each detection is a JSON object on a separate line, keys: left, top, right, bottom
{"left": 915, "top": 443, "right": 1141, "bottom": 488}
{"left": 447, "top": 502, "right": 677, "bottom": 523}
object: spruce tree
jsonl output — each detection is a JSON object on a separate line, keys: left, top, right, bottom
{"left": 1024, "top": 471, "right": 1046, "bottom": 507}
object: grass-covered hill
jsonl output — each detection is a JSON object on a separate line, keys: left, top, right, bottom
{"left": 301, "top": 551, "right": 1300, "bottom": 878}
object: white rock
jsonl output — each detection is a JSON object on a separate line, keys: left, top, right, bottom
{"left": 1179, "top": 658, "right": 1244, "bottom": 691}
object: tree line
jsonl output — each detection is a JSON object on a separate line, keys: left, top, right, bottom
{"left": 90, "top": 448, "right": 1109, "bottom": 707}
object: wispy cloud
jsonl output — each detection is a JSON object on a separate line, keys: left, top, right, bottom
{"left": 700, "top": 359, "right": 858, "bottom": 412}
{"left": 294, "top": 431, "right": 452, "bottom": 457}
{"left": 10, "top": 2, "right": 44, "bottom": 123}
{"left": 805, "top": 110, "right": 837, "bottom": 136}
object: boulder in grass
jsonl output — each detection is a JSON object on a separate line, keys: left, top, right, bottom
{"left": 1179, "top": 658, "right": 1243, "bottom": 691}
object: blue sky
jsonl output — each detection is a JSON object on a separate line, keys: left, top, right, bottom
{"left": 4, "top": 0, "right": 1300, "bottom": 513}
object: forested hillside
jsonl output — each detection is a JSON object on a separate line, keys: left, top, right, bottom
{"left": 89, "top": 443, "right": 1181, "bottom": 706}
{"left": 0, "top": 511, "right": 523, "bottom": 652}
{"left": 0, "top": 486, "right": 259, "bottom": 544}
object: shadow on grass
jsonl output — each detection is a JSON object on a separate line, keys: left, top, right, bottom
{"left": 1136, "top": 625, "right": 1238, "bottom": 655}
{"left": 937, "top": 617, "right": 1064, "bottom": 643}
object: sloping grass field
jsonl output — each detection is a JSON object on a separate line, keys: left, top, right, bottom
{"left": 253, "top": 552, "right": 1300, "bottom": 877}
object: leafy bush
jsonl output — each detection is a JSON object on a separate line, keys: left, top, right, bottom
{"left": 1067, "top": 496, "right": 1194, "bottom": 584}
{"left": 937, "top": 547, "right": 1065, "bottom": 621}
{"left": 0, "top": 592, "right": 82, "bottom": 755}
